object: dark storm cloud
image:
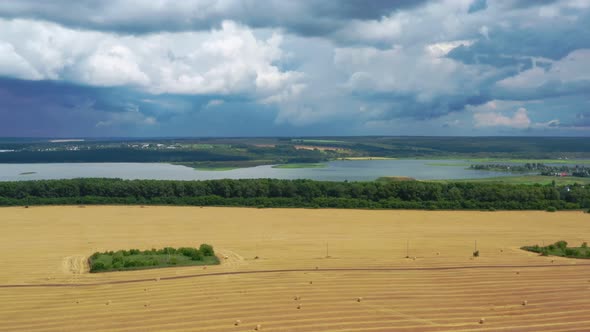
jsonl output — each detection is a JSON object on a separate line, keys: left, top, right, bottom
{"left": 0, "top": 0, "right": 430, "bottom": 36}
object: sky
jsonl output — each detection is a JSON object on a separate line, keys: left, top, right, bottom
{"left": 0, "top": 0, "right": 589, "bottom": 137}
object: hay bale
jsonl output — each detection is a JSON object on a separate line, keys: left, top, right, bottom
{"left": 522, "top": 300, "right": 528, "bottom": 306}
{"left": 223, "top": 255, "right": 229, "bottom": 260}
{"left": 516, "top": 271, "right": 520, "bottom": 275}
{"left": 479, "top": 317, "right": 485, "bottom": 324}
{"left": 254, "top": 256, "right": 260, "bottom": 260}
{"left": 234, "top": 319, "right": 241, "bottom": 326}
{"left": 436, "top": 252, "right": 440, "bottom": 255}
{"left": 309, "top": 281, "right": 313, "bottom": 285}
{"left": 297, "top": 304, "right": 302, "bottom": 309}
{"left": 357, "top": 297, "right": 363, "bottom": 302}
{"left": 106, "top": 300, "right": 112, "bottom": 305}
{"left": 254, "top": 324, "right": 262, "bottom": 330}
{"left": 144, "top": 302, "right": 150, "bottom": 307}
{"left": 294, "top": 295, "right": 300, "bottom": 301}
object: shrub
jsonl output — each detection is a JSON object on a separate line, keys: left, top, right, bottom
{"left": 565, "top": 248, "right": 580, "bottom": 257}
{"left": 90, "top": 262, "right": 107, "bottom": 272}
{"left": 582, "top": 242, "right": 588, "bottom": 249}
{"left": 546, "top": 206, "right": 557, "bottom": 212}
{"left": 555, "top": 241, "right": 568, "bottom": 250}
{"left": 199, "top": 244, "right": 215, "bottom": 256}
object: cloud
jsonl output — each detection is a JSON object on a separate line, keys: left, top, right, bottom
{"left": 0, "top": 0, "right": 589, "bottom": 136}
{"left": 0, "top": 0, "right": 430, "bottom": 37}
{"left": 497, "top": 49, "right": 590, "bottom": 89}
{"left": 474, "top": 107, "right": 532, "bottom": 128}
{"left": 0, "top": 19, "right": 302, "bottom": 104}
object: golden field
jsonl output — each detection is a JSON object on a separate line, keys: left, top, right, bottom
{"left": 1, "top": 206, "right": 590, "bottom": 331}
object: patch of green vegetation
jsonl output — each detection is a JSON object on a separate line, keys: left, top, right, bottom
{"left": 376, "top": 176, "right": 417, "bottom": 182}
{"left": 175, "top": 160, "right": 274, "bottom": 170}
{"left": 522, "top": 241, "right": 590, "bottom": 259}
{"left": 431, "top": 175, "right": 590, "bottom": 185}
{"left": 425, "top": 163, "right": 470, "bottom": 167}
{"left": 463, "top": 158, "right": 590, "bottom": 165}
{"left": 19, "top": 172, "right": 37, "bottom": 175}
{"left": 89, "top": 244, "right": 219, "bottom": 273}
{"left": 292, "top": 139, "right": 346, "bottom": 144}
{"left": 194, "top": 167, "right": 240, "bottom": 171}
{"left": 272, "top": 163, "right": 326, "bottom": 169}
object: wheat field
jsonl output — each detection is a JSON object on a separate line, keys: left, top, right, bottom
{"left": 1, "top": 206, "right": 590, "bottom": 331}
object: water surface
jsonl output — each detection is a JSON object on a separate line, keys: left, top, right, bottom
{"left": 0, "top": 160, "right": 519, "bottom": 182}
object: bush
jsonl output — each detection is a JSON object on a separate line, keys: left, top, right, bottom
{"left": 90, "top": 262, "right": 107, "bottom": 272}
{"left": 555, "top": 241, "right": 568, "bottom": 250}
{"left": 546, "top": 206, "right": 557, "bottom": 212}
{"left": 565, "top": 248, "right": 580, "bottom": 257}
{"left": 199, "top": 244, "right": 215, "bottom": 256}
{"left": 582, "top": 242, "right": 588, "bottom": 249}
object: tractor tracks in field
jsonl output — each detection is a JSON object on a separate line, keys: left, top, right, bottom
{"left": 2, "top": 263, "right": 589, "bottom": 289}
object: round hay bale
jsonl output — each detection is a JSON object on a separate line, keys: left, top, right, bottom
{"left": 522, "top": 300, "right": 528, "bottom": 306}
{"left": 479, "top": 317, "right": 485, "bottom": 324}
{"left": 294, "top": 295, "right": 300, "bottom": 301}
{"left": 412, "top": 256, "right": 416, "bottom": 260}
{"left": 203, "top": 266, "right": 207, "bottom": 270}
{"left": 254, "top": 256, "right": 260, "bottom": 260}
{"left": 309, "top": 281, "right": 313, "bottom": 285}
{"left": 144, "top": 302, "right": 150, "bottom": 307}
{"left": 75, "top": 300, "right": 79, "bottom": 304}
{"left": 297, "top": 304, "right": 302, "bottom": 309}
{"left": 254, "top": 324, "right": 262, "bottom": 330}
{"left": 106, "top": 300, "right": 112, "bottom": 305}
{"left": 516, "top": 271, "right": 520, "bottom": 275}
{"left": 234, "top": 319, "right": 241, "bottom": 326}
{"left": 223, "top": 255, "right": 229, "bottom": 260}
{"left": 144, "top": 288, "right": 148, "bottom": 292}
{"left": 357, "top": 297, "right": 363, "bottom": 302}
{"left": 436, "top": 252, "right": 440, "bottom": 255}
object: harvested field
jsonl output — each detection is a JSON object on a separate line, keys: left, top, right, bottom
{"left": 1, "top": 206, "right": 590, "bottom": 331}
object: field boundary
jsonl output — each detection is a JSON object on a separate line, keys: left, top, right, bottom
{"left": 2, "top": 263, "right": 590, "bottom": 289}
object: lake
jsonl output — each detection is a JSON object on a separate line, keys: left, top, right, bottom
{"left": 0, "top": 160, "right": 518, "bottom": 182}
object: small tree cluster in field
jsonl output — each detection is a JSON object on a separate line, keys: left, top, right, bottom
{"left": 89, "top": 244, "right": 217, "bottom": 272}
{"left": 521, "top": 241, "right": 590, "bottom": 259}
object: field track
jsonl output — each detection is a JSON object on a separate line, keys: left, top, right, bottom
{"left": 1, "top": 206, "right": 590, "bottom": 331}
{"left": 2, "top": 264, "right": 590, "bottom": 289}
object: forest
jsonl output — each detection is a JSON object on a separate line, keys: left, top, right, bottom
{"left": 0, "top": 178, "right": 588, "bottom": 210}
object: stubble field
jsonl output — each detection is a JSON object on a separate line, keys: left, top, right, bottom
{"left": 1, "top": 206, "right": 590, "bottom": 331}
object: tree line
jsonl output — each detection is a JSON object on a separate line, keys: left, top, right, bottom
{"left": 0, "top": 178, "right": 588, "bottom": 210}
